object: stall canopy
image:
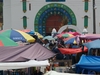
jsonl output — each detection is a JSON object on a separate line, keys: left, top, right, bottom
{"left": 0, "top": 60, "right": 49, "bottom": 70}
{"left": 83, "top": 39, "right": 100, "bottom": 55}
{"left": 79, "top": 34, "right": 100, "bottom": 40}
{"left": 76, "top": 55, "right": 100, "bottom": 73}
{"left": 58, "top": 47, "right": 88, "bottom": 54}
{"left": 76, "top": 34, "right": 100, "bottom": 44}
{"left": 0, "top": 43, "right": 56, "bottom": 62}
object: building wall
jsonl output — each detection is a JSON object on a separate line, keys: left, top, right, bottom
{"left": 3, "top": 0, "right": 100, "bottom": 33}
{"left": 3, "top": 0, "right": 11, "bottom": 29}
{"left": 95, "top": 0, "right": 100, "bottom": 33}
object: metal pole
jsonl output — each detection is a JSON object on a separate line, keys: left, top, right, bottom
{"left": 93, "top": 0, "right": 96, "bottom": 34}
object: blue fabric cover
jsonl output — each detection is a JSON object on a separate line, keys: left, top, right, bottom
{"left": 83, "top": 39, "right": 100, "bottom": 55}
{"left": 76, "top": 54, "right": 100, "bottom": 73}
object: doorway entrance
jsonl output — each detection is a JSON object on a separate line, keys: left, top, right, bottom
{"left": 46, "top": 15, "right": 62, "bottom": 35}
{"left": 34, "top": 3, "right": 77, "bottom": 36}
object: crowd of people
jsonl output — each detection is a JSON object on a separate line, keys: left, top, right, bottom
{"left": 0, "top": 32, "right": 83, "bottom": 75}
{"left": 30, "top": 34, "right": 81, "bottom": 72}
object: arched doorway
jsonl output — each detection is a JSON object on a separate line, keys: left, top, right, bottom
{"left": 46, "top": 15, "right": 63, "bottom": 35}
{"left": 34, "top": 3, "right": 77, "bottom": 36}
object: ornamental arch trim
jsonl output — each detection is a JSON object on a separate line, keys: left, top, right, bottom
{"left": 34, "top": 3, "right": 77, "bottom": 36}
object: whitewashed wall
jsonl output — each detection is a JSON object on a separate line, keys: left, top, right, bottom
{"left": 3, "top": 0, "right": 100, "bottom": 33}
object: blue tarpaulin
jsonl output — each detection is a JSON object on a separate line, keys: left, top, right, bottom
{"left": 83, "top": 39, "right": 100, "bottom": 55}
{"left": 76, "top": 55, "right": 100, "bottom": 73}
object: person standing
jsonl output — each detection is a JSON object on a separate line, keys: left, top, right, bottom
{"left": 33, "top": 67, "right": 43, "bottom": 75}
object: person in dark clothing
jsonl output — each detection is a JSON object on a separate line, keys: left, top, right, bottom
{"left": 33, "top": 71, "right": 43, "bottom": 75}
{"left": 30, "top": 34, "right": 44, "bottom": 45}
{"left": 31, "top": 35, "right": 38, "bottom": 42}
{"left": 33, "top": 67, "right": 43, "bottom": 75}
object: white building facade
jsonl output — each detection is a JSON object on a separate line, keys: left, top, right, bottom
{"left": 3, "top": 0, "right": 100, "bottom": 36}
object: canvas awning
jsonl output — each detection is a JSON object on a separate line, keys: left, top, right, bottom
{"left": 76, "top": 55, "right": 100, "bottom": 73}
{"left": 0, "top": 60, "right": 49, "bottom": 70}
{"left": 0, "top": 43, "right": 56, "bottom": 62}
{"left": 58, "top": 47, "right": 88, "bottom": 54}
{"left": 83, "top": 39, "right": 100, "bottom": 55}
{"left": 79, "top": 34, "right": 100, "bottom": 40}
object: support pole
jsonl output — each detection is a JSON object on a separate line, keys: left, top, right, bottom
{"left": 93, "top": 0, "right": 96, "bottom": 34}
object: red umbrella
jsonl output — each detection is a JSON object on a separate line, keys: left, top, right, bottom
{"left": 68, "top": 32, "right": 81, "bottom": 36}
